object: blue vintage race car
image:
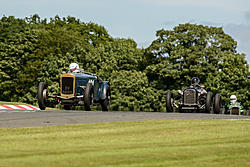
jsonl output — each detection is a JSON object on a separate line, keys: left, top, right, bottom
{"left": 37, "top": 71, "right": 111, "bottom": 111}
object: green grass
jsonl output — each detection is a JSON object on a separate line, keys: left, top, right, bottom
{"left": 0, "top": 120, "right": 250, "bottom": 167}
{"left": 0, "top": 101, "right": 29, "bottom": 105}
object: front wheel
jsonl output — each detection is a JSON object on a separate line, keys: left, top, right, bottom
{"left": 38, "top": 82, "right": 47, "bottom": 110}
{"left": 214, "top": 93, "right": 221, "bottom": 114}
{"left": 166, "top": 91, "right": 174, "bottom": 112}
{"left": 84, "top": 83, "right": 94, "bottom": 111}
{"left": 205, "top": 91, "right": 213, "bottom": 113}
{"left": 101, "top": 85, "right": 111, "bottom": 112}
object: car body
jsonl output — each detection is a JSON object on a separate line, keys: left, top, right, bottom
{"left": 166, "top": 78, "right": 221, "bottom": 114}
{"left": 227, "top": 102, "right": 243, "bottom": 115}
{"left": 179, "top": 86, "right": 208, "bottom": 111}
{"left": 38, "top": 71, "right": 111, "bottom": 111}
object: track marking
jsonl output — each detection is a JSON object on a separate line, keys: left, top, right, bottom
{"left": 0, "top": 105, "right": 40, "bottom": 112}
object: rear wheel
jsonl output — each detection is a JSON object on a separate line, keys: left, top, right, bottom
{"left": 101, "top": 85, "right": 111, "bottom": 112}
{"left": 84, "top": 83, "right": 94, "bottom": 111}
{"left": 38, "top": 82, "right": 47, "bottom": 110}
{"left": 205, "top": 91, "right": 213, "bottom": 113}
{"left": 214, "top": 93, "right": 221, "bottom": 114}
{"left": 166, "top": 91, "right": 174, "bottom": 112}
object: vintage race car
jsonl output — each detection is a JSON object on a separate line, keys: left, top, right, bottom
{"left": 166, "top": 77, "right": 222, "bottom": 113}
{"left": 227, "top": 102, "right": 243, "bottom": 115}
{"left": 37, "top": 71, "right": 111, "bottom": 111}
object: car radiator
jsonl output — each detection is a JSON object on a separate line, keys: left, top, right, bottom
{"left": 184, "top": 89, "right": 196, "bottom": 105}
{"left": 62, "top": 77, "right": 74, "bottom": 94}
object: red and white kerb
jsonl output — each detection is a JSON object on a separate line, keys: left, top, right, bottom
{"left": 0, "top": 105, "right": 40, "bottom": 111}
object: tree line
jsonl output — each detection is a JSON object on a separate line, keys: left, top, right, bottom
{"left": 0, "top": 14, "right": 249, "bottom": 111}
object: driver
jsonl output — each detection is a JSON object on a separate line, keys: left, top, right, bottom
{"left": 191, "top": 77, "right": 200, "bottom": 87}
{"left": 69, "top": 63, "right": 80, "bottom": 73}
{"left": 227, "top": 95, "right": 244, "bottom": 112}
{"left": 190, "top": 77, "right": 206, "bottom": 94}
{"left": 230, "top": 95, "right": 237, "bottom": 104}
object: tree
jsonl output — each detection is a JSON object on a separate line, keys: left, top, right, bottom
{"left": 0, "top": 16, "right": 40, "bottom": 102}
{"left": 146, "top": 23, "right": 250, "bottom": 108}
{"left": 82, "top": 38, "right": 143, "bottom": 79}
{"left": 0, "top": 16, "right": 249, "bottom": 111}
{"left": 110, "top": 70, "right": 164, "bottom": 112}
{"left": 0, "top": 15, "right": 149, "bottom": 110}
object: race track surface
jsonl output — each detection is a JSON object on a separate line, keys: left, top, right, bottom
{"left": 0, "top": 110, "right": 250, "bottom": 128}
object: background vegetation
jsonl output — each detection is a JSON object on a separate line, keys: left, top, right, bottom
{"left": 0, "top": 15, "right": 249, "bottom": 111}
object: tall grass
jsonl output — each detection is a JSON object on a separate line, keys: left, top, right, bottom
{"left": 0, "top": 119, "right": 249, "bottom": 167}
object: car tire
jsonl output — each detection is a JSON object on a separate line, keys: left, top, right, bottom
{"left": 101, "top": 84, "right": 111, "bottom": 112}
{"left": 205, "top": 91, "right": 213, "bottom": 113}
{"left": 214, "top": 93, "right": 221, "bottom": 114}
{"left": 38, "top": 82, "right": 47, "bottom": 110}
{"left": 166, "top": 91, "right": 174, "bottom": 112}
{"left": 84, "top": 83, "right": 94, "bottom": 111}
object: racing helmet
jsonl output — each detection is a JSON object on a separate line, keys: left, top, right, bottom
{"left": 69, "top": 63, "right": 79, "bottom": 73}
{"left": 191, "top": 77, "right": 200, "bottom": 85}
{"left": 230, "top": 95, "right": 237, "bottom": 103}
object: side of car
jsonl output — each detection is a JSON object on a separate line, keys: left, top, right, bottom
{"left": 37, "top": 72, "right": 111, "bottom": 111}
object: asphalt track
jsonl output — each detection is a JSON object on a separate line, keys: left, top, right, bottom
{"left": 0, "top": 110, "right": 250, "bottom": 128}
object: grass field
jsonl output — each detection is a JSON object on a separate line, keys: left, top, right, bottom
{"left": 0, "top": 119, "right": 249, "bottom": 167}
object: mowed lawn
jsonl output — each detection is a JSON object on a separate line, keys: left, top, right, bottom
{"left": 0, "top": 119, "right": 249, "bottom": 167}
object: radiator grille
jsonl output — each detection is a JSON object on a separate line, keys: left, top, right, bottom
{"left": 62, "top": 77, "right": 74, "bottom": 94}
{"left": 184, "top": 89, "right": 196, "bottom": 105}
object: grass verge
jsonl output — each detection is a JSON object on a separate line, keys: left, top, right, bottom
{"left": 0, "top": 101, "right": 28, "bottom": 105}
{"left": 0, "top": 119, "right": 249, "bottom": 167}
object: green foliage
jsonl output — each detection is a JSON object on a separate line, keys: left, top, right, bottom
{"left": 146, "top": 23, "right": 250, "bottom": 109}
{"left": 0, "top": 16, "right": 249, "bottom": 110}
{"left": 109, "top": 70, "right": 165, "bottom": 112}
